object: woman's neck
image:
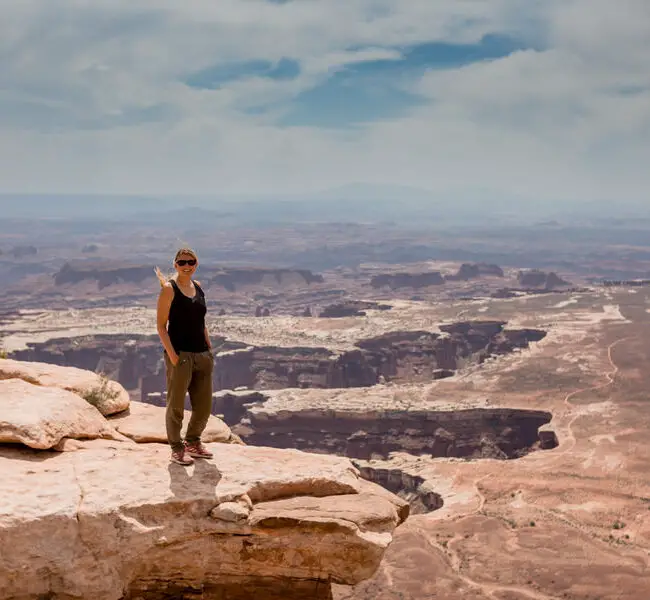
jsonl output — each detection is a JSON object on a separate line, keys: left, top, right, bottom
{"left": 176, "top": 274, "right": 192, "bottom": 287}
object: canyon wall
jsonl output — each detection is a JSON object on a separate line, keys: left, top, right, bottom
{"left": 238, "top": 407, "right": 555, "bottom": 461}
{"left": 11, "top": 321, "right": 547, "bottom": 400}
{"left": 53, "top": 263, "right": 324, "bottom": 291}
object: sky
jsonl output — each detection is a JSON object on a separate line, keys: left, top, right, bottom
{"left": 1, "top": 0, "right": 649, "bottom": 205}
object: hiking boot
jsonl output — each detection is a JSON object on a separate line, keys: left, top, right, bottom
{"left": 171, "top": 448, "right": 194, "bottom": 466}
{"left": 185, "top": 441, "right": 213, "bottom": 459}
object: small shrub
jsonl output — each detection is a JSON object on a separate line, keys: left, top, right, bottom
{"left": 530, "top": 521, "right": 536, "bottom": 527}
{"left": 81, "top": 374, "right": 119, "bottom": 409}
{"left": 613, "top": 521, "right": 626, "bottom": 530}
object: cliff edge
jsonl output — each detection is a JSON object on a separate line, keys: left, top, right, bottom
{"left": 0, "top": 359, "right": 408, "bottom": 600}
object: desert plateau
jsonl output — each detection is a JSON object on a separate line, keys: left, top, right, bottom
{"left": 2, "top": 199, "right": 650, "bottom": 598}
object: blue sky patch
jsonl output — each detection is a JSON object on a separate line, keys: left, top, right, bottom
{"left": 279, "top": 34, "right": 529, "bottom": 128}
{"left": 186, "top": 57, "right": 300, "bottom": 89}
{"left": 347, "top": 34, "right": 532, "bottom": 76}
{"left": 277, "top": 71, "right": 425, "bottom": 128}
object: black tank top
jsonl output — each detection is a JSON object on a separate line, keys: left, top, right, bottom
{"left": 167, "top": 280, "right": 209, "bottom": 353}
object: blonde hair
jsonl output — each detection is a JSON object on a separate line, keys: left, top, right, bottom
{"left": 154, "top": 247, "right": 198, "bottom": 288}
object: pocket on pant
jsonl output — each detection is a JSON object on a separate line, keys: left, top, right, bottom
{"left": 166, "top": 352, "right": 187, "bottom": 369}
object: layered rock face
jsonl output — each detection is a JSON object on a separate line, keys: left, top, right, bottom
{"left": 370, "top": 272, "right": 445, "bottom": 289}
{"left": 13, "top": 321, "right": 546, "bottom": 399}
{"left": 318, "top": 300, "right": 392, "bottom": 318}
{"left": 239, "top": 406, "right": 554, "bottom": 461}
{"left": 370, "top": 263, "right": 504, "bottom": 289}
{"left": 54, "top": 262, "right": 155, "bottom": 288}
{"left": 52, "top": 263, "right": 323, "bottom": 291}
{"left": 0, "top": 360, "right": 408, "bottom": 599}
{"left": 215, "top": 322, "right": 544, "bottom": 391}
{"left": 353, "top": 462, "right": 443, "bottom": 515}
{"left": 210, "top": 267, "right": 324, "bottom": 291}
{"left": 11, "top": 333, "right": 164, "bottom": 391}
{"left": 444, "top": 262, "right": 504, "bottom": 281}
{"left": 517, "top": 269, "right": 571, "bottom": 289}
{"left": 356, "top": 322, "right": 545, "bottom": 380}
{"left": 1, "top": 444, "right": 408, "bottom": 600}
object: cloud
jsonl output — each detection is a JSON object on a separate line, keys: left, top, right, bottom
{"left": 0, "top": 0, "right": 648, "bottom": 205}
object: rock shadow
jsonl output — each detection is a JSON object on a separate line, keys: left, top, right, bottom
{"left": 167, "top": 459, "right": 222, "bottom": 501}
{"left": 0, "top": 444, "right": 59, "bottom": 462}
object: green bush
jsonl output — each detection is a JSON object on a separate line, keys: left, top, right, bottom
{"left": 81, "top": 374, "right": 119, "bottom": 409}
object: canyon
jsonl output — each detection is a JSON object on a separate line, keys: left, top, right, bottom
{"left": 235, "top": 399, "right": 555, "bottom": 461}
{"left": 10, "top": 320, "right": 546, "bottom": 399}
{"left": 3, "top": 249, "right": 650, "bottom": 599}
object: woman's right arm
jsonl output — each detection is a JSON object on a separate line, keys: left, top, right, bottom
{"left": 156, "top": 283, "right": 178, "bottom": 365}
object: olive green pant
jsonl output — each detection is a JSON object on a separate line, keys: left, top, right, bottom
{"left": 164, "top": 350, "right": 214, "bottom": 452}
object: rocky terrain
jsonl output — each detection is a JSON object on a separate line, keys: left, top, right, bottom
{"left": 445, "top": 263, "right": 504, "bottom": 281}
{"left": 3, "top": 256, "right": 650, "bottom": 599}
{"left": 516, "top": 269, "right": 572, "bottom": 289}
{"left": 0, "top": 359, "right": 407, "bottom": 600}
{"left": 8, "top": 319, "right": 546, "bottom": 399}
{"left": 236, "top": 399, "right": 554, "bottom": 460}
{"left": 319, "top": 300, "right": 393, "bottom": 318}
{"left": 54, "top": 262, "right": 324, "bottom": 292}
{"left": 371, "top": 271, "right": 446, "bottom": 290}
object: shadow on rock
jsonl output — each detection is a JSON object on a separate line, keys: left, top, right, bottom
{"left": 167, "top": 459, "right": 222, "bottom": 500}
{"left": 0, "top": 444, "right": 58, "bottom": 462}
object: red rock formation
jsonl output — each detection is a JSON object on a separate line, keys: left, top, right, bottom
{"left": 12, "top": 322, "right": 546, "bottom": 399}
{"left": 370, "top": 272, "right": 444, "bottom": 290}
{"left": 319, "top": 300, "right": 392, "bottom": 318}
{"left": 239, "top": 406, "right": 556, "bottom": 461}
{"left": 517, "top": 269, "right": 571, "bottom": 289}
{"left": 211, "top": 268, "right": 323, "bottom": 291}
{"left": 445, "top": 262, "right": 504, "bottom": 281}
{"left": 53, "top": 262, "right": 324, "bottom": 291}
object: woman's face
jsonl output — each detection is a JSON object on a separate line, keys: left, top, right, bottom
{"left": 174, "top": 253, "right": 198, "bottom": 278}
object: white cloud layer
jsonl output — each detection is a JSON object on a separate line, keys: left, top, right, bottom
{"left": 0, "top": 0, "right": 649, "bottom": 205}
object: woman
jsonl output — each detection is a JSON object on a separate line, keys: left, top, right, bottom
{"left": 155, "top": 248, "right": 214, "bottom": 465}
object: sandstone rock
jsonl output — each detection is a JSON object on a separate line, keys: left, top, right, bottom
{"left": 0, "top": 357, "right": 129, "bottom": 416}
{"left": 210, "top": 500, "right": 251, "bottom": 523}
{"left": 109, "top": 400, "right": 236, "bottom": 444}
{"left": 52, "top": 437, "right": 136, "bottom": 452}
{"left": 0, "top": 443, "right": 407, "bottom": 599}
{"left": 0, "top": 379, "right": 121, "bottom": 449}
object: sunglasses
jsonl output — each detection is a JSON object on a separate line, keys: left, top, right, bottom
{"left": 176, "top": 259, "right": 197, "bottom": 266}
